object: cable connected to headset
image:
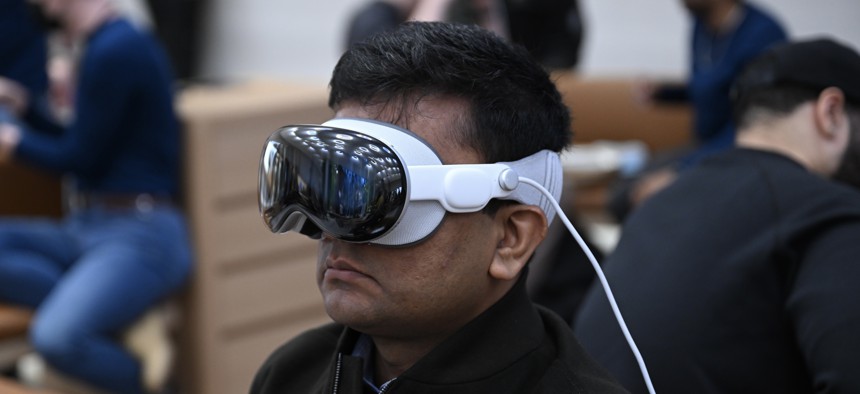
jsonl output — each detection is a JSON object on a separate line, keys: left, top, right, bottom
{"left": 518, "top": 176, "right": 657, "bottom": 394}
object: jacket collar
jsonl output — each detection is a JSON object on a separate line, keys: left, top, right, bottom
{"left": 333, "top": 274, "right": 543, "bottom": 387}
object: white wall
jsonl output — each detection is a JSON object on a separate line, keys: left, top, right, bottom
{"left": 198, "top": 0, "right": 860, "bottom": 84}
{"left": 578, "top": 0, "right": 860, "bottom": 78}
{"left": 199, "top": 0, "right": 364, "bottom": 83}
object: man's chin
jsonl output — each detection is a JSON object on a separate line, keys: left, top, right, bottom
{"left": 323, "top": 292, "right": 379, "bottom": 327}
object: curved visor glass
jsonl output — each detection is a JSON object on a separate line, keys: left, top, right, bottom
{"left": 259, "top": 125, "right": 407, "bottom": 242}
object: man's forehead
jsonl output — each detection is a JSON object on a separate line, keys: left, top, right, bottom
{"left": 333, "top": 98, "right": 481, "bottom": 164}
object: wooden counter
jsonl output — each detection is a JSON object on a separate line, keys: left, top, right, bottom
{"left": 176, "top": 80, "right": 333, "bottom": 394}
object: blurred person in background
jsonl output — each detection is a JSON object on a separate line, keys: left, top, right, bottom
{"left": 505, "top": 0, "right": 583, "bottom": 70}
{"left": 609, "top": 0, "right": 787, "bottom": 221}
{"left": 345, "top": 0, "right": 584, "bottom": 71}
{"left": 345, "top": 0, "right": 509, "bottom": 47}
{"left": 575, "top": 38, "right": 860, "bottom": 393}
{"left": 0, "top": 0, "right": 192, "bottom": 392}
{"left": 143, "top": 0, "right": 206, "bottom": 82}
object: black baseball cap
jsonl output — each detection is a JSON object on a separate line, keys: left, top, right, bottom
{"left": 732, "top": 37, "right": 860, "bottom": 104}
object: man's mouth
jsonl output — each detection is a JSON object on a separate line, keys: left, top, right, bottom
{"left": 324, "top": 259, "right": 373, "bottom": 282}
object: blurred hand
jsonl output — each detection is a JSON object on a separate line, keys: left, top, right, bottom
{"left": 0, "top": 78, "right": 29, "bottom": 116}
{"left": 0, "top": 123, "right": 22, "bottom": 164}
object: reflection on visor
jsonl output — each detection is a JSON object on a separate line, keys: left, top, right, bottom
{"left": 259, "top": 126, "right": 407, "bottom": 242}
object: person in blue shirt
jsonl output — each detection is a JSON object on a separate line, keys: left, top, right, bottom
{"left": 684, "top": 0, "right": 787, "bottom": 159}
{"left": 0, "top": 0, "right": 192, "bottom": 392}
{"left": 610, "top": 0, "right": 787, "bottom": 221}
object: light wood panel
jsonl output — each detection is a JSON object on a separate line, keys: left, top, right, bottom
{"left": 177, "top": 80, "right": 333, "bottom": 394}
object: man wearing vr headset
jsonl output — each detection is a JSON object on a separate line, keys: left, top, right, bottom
{"left": 575, "top": 38, "right": 860, "bottom": 393}
{"left": 251, "top": 22, "right": 626, "bottom": 393}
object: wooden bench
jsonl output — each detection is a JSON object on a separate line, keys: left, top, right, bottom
{"left": 0, "top": 305, "right": 31, "bottom": 340}
{"left": 0, "top": 376, "right": 58, "bottom": 394}
{"left": 0, "top": 304, "right": 32, "bottom": 373}
{"left": 552, "top": 72, "right": 691, "bottom": 151}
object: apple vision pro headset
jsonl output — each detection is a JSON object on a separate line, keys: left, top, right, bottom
{"left": 258, "top": 117, "right": 656, "bottom": 393}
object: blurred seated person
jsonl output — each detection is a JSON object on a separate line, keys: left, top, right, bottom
{"left": 0, "top": 0, "right": 192, "bottom": 392}
{"left": 575, "top": 38, "right": 860, "bottom": 393}
{"left": 345, "top": 0, "right": 584, "bottom": 70}
{"left": 609, "top": 0, "right": 786, "bottom": 221}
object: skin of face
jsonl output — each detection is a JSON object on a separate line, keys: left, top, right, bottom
{"left": 316, "top": 96, "right": 512, "bottom": 344}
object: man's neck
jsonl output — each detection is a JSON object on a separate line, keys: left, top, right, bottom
{"left": 364, "top": 279, "right": 518, "bottom": 383}
{"left": 735, "top": 112, "right": 823, "bottom": 175}
{"left": 705, "top": 1, "right": 742, "bottom": 32}
{"left": 369, "top": 334, "right": 445, "bottom": 384}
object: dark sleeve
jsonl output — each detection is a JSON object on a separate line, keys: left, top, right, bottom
{"left": 787, "top": 220, "right": 860, "bottom": 392}
{"left": 14, "top": 39, "right": 135, "bottom": 175}
{"left": 730, "top": 9, "right": 788, "bottom": 77}
{"left": 22, "top": 96, "right": 64, "bottom": 136}
{"left": 741, "top": 16, "right": 787, "bottom": 60}
{"left": 0, "top": 0, "right": 49, "bottom": 95}
{"left": 345, "top": 3, "right": 402, "bottom": 49}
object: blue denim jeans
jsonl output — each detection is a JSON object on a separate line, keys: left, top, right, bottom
{"left": 0, "top": 205, "right": 193, "bottom": 393}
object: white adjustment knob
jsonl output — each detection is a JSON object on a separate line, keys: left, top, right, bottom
{"left": 499, "top": 169, "right": 519, "bottom": 191}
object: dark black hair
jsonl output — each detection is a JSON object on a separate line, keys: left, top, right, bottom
{"left": 731, "top": 53, "right": 823, "bottom": 130}
{"left": 732, "top": 84, "right": 823, "bottom": 130}
{"left": 329, "top": 21, "right": 571, "bottom": 164}
{"left": 732, "top": 42, "right": 860, "bottom": 130}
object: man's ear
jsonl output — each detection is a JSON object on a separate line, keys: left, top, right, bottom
{"left": 488, "top": 204, "right": 548, "bottom": 281}
{"left": 813, "top": 87, "right": 852, "bottom": 175}
{"left": 814, "top": 87, "right": 848, "bottom": 140}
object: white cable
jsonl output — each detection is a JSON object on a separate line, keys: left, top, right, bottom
{"left": 518, "top": 177, "right": 656, "bottom": 394}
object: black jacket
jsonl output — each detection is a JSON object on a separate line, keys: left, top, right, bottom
{"left": 576, "top": 148, "right": 860, "bottom": 393}
{"left": 251, "top": 277, "right": 627, "bottom": 393}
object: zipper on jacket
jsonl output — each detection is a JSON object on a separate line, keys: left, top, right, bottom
{"left": 378, "top": 377, "right": 396, "bottom": 393}
{"left": 332, "top": 353, "right": 342, "bottom": 394}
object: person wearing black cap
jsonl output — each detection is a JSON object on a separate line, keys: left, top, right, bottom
{"left": 574, "top": 37, "right": 860, "bottom": 393}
